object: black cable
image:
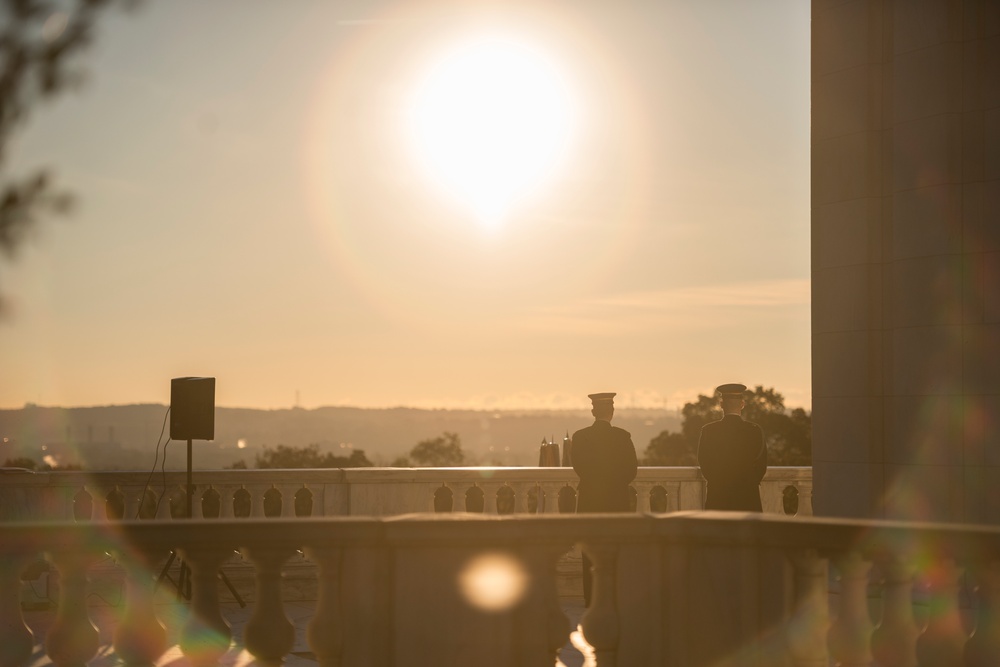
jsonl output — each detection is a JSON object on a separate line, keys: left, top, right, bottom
{"left": 25, "top": 578, "right": 49, "bottom": 601}
{"left": 151, "top": 437, "right": 172, "bottom": 518}
{"left": 135, "top": 406, "right": 170, "bottom": 519}
{"left": 86, "top": 580, "right": 124, "bottom": 608}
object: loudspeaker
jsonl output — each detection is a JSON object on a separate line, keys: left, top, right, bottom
{"left": 170, "top": 377, "right": 215, "bottom": 441}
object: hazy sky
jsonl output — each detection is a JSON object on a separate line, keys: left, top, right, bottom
{"left": 1, "top": 0, "right": 811, "bottom": 411}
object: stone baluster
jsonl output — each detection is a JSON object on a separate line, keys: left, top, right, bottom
{"left": 516, "top": 544, "right": 572, "bottom": 665}
{"left": 45, "top": 550, "right": 100, "bottom": 667}
{"left": 540, "top": 484, "right": 560, "bottom": 514}
{"left": 280, "top": 485, "right": 296, "bottom": 518}
{"left": 965, "top": 560, "right": 1000, "bottom": 666}
{"left": 251, "top": 486, "right": 266, "bottom": 518}
{"left": 42, "top": 486, "right": 67, "bottom": 520}
{"left": 541, "top": 544, "right": 573, "bottom": 661}
{"left": 112, "top": 546, "right": 169, "bottom": 666}
{"left": 124, "top": 487, "right": 141, "bottom": 520}
{"left": 632, "top": 483, "right": 652, "bottom": 512}
{"left": 53, "top": 486, "right": 76, "bottom": 521}
{"left": 0, "top": 552, "right": 34, "bottom": 667}
{"left": 154, "top": 491, "right": 172, "bottom": 520}
{"left": 93, "top": 486, "right": 112, "bottom": 522}
{"left": 916, "top": 558, "right": 967, "bottom": 666}
{"left": 871, "top": 554, "right": 918, "bottom": 667}
{"left": 481, "top": 484, "right": 499, "bottom": 515}
{"left": 190, "top": 487, "right": 204, "bottom": 519}
{"left": 304, "top": 547, "right": 344, "bottom": 667}
{"left": 828, "top": 551, "right": 874, "bottom": 666}
{"left": 136, "top": 490, "right": 155, "bottom": 520}
{"left": 521, "top": 482, "right": 537, "bottom": 513}
{"left": 669, "top": 483, "right": 683, "bottom": 512}
{"left": 786, "top": 548, "right": 830, "bottom": 667}
{"left": 242, "top": 545, "right": 296, "bottom": 665}
{"left": 219, "top": 487, "right": 235, "bottom": 519}
{"left": 796, "top": 481, "right": 814, "bottom": 516}
{"left": 177, "top": 546, "right": 233, "bottom": 666}
{"left": 580, "top": 543, "right": 620, "bottom": 667}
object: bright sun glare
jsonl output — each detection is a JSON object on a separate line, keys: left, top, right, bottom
{"left": 407, "top": 36, "right": 576, "bottom": 227}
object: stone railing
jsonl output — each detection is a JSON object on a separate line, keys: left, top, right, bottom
{"left": 3, "top": 511, "right": 1000, "bottom": 667}
{"left": 0, "top": 466, "right": 812, "bottom": 521}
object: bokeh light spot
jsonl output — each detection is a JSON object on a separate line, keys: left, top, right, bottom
{"left": 458, "top": 551, "right": 529, "bottom": 612}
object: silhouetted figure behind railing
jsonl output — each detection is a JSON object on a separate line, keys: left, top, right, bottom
{"left": 698, "top": 383, "right": 768, "bottom": 512}
{"left": 571, "top": 392, "right": 638, "bottom": 606}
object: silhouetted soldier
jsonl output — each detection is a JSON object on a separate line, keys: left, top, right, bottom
{"left": 572, "top": 392, "right": 637, "bottom": 605}
{"left": 698, "top": 383, "right": 767, "bottom": 512}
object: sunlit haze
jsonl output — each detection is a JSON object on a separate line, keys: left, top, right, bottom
{"left": 0, "top": 1, "right": 811, "bottom": 411}
{"left": 407, "top": 35, "right": 576, "bottom": 226}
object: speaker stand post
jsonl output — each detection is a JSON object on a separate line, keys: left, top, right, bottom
{"left": 178, "top": 436, "right": 245, "bottom": 608}
{"left": 186, "top": 438, "right": 193, "bottom": 519}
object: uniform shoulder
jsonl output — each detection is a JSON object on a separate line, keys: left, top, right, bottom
{"left": 701, "top": 418, "right": 723, "bottom": 432}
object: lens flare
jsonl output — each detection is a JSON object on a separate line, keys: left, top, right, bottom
{"left": 458, "top": 551, "right": 529, "bottom": 612}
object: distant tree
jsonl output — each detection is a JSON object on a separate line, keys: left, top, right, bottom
{"left": 641, "top": 431, "right": 696, "bottom": 466}
{"left": 3, "top": 456, "right": 37, "bottom": 469}
{"left": 254, "top": 444, "right": 373, "bottom": 469}
{"left": 395, "top": 432, "right": 465, "bottom": 467}
{"left": 227, "top": 459, "right": 248, "bottom": 469}
{"left": 644, "top": 386, "right": 810, "bottom": 466}
{"left": 1, "top": 0, "right": 141, "bottom": 312}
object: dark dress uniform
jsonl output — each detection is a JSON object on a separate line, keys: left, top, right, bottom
{"left": 572, "top": 412, "right": 637, "bottom": 606}
{"left": 698, "top": 414, "right": 767, "bottom": 511}
{"left": 572, "top": 420, "right": 638, "bottom": 512}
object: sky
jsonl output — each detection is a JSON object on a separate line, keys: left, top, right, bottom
{"left": 0, "top": 0, "right": 811, "bottom": 411}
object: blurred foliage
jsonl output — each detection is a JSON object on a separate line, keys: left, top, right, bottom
{"left": 392, "top": 431, "right": 465, "bottom": 467}
{"left": 642, "top": 431, "right": 697, "bottom": 467}
{"left": 2, "top": 455, "right": 82, "bottom": 469}
{"left": 0, "top": 0, "right": 139, "bottom": 311}
{"left": 253, "top": 443, "right": 373, "bottom": 469}
{"left": 3, "top": 455, "right": 36, "bottom": 469}
{"left": 642, "top": 386, "right": 811, "bottom": 466}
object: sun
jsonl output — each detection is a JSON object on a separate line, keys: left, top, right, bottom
{"left": 406, "top": 35, "right": 576, "bottom": 227}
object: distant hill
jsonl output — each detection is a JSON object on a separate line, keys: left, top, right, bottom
{"left": 0, "top": 404, "right": 681, "bottom": 470}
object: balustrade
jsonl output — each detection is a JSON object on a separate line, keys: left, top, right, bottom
{"left": 1, "top": 512, "right": 999, "bottom": 667}
{"left": 0, "top": 466, "right": 812, "bottom": 523}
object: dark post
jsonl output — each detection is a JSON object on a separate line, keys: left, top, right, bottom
{"left": 186, "top": 439, "right": 193, "bottom": 518}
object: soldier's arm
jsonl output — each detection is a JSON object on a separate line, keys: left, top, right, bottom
{"left": 571, "top": 436, "right": 590, "bottom": 478}
{"left": 622, "top": 434, "right": 638, "bottom": 482}
{"left": 753, "top": 426, "right": 768, "bottom": 483}
{"left": 697, "top": 426, "right": 718, "bottom": 480}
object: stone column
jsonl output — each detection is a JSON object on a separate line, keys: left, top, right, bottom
{"left": 811, "top": 0, "right": 1000, "bottom": 523}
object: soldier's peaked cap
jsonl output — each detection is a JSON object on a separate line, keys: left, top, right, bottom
{"left": 587, "top": 392, "right": 616, "bottom": 405}
{"left": 716, "top": 383, "right": 747, "bottom": 397}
